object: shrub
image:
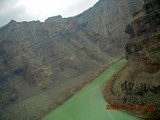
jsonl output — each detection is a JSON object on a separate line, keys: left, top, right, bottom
{"left": 125, "top": 25, "right": 134, "bottom": 34}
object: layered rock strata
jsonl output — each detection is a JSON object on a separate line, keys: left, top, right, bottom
{"left": 103, "top": 0, "right": 160, "bottom": 119}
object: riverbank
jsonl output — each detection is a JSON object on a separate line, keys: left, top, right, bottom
{"left": 35, "top": 58, "right": 123, "bottom": 120}
{"left": 41, "top": 59, "right": 141, "bottom": 120}
{"left": 103, "top": 62, "right": 160, "bottom": 120}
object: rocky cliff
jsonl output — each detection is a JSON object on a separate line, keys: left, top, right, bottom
{"left": 0, "top": 0, "right": 143, "bottom": 120}
{"left": 104, "top": 0, "right": 160, "bottom": 119}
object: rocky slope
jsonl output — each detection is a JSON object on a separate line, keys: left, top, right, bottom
{"left": 103, "top": 0, "right": 160, "bottom": 119}
{"left": 0, "top": 0, "right": 143, "bottom": 120}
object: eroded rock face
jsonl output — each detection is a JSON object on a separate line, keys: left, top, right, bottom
{"left": 0, "top": 0, "right": 143, "bottom": 120}
{"left": 105, "top": 0, "right": 160, "bottom": 119}
{"left": 125, "top": 0, "right": 160, "bottom": 73}
{"left": 103, "top": 0, "right": 160, "bottom": 119}
{"left": 76, "top": 0, "right": 143, "bottom": 55}
{"left": 125, "top": 0, "right": 160, "bottom": 103}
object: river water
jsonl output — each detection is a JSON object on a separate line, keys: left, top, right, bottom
{"left": 42, "top": 60, "right": 142, "bottom": 120}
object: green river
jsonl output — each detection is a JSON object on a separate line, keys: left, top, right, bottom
{"left": 42, "top": 59, "right": 142, "bottom": 120}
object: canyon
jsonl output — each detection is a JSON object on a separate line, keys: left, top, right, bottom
{"left": 0, "top": 0, "right": 152, "bottom": 120}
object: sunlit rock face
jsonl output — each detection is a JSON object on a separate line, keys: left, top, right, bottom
{"left": 0, "top": 0, "right": 143, "bottom": 120}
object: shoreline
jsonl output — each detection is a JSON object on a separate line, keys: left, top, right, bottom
{"left": 36, "top": 58, "right": 123, "bottom": 120}
{"left": 103, "top": 63, "right": 160, "bottom": 120}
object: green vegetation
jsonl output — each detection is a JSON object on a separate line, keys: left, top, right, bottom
{"left": 42, "top": 59, "right": 141, "bottom": 120}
